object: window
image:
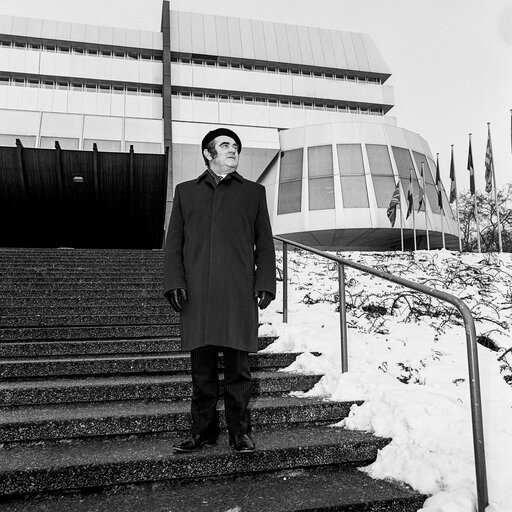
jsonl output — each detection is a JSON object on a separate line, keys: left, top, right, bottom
{"left": 291, "top": 100, "right": 301, "bottom": 108}
{"left": 72, "top": 47, "right": 84, "bottom": 54}
{"left": 391, "top": 147, "right": 416, "bottom": 179}
{"left": 101, "top": 50, "right": 112, "bottom": 57}
{"left": 268, "top": 98, "right": 277, "bottom": 106}
{"left": 127, "top": 52, "right": 138, "bottom": 60}
{"left": 42, "top": 80, "right": 54, "bottom": 89}
{"left": 304, "top": 102, "right": 313, "bottom": 110}
{"left": 242, "top": 64, "right": 252, "bottom": 71}
{"left": 193, "top": 92, "right": 204, "bottom": 100}
{"left": 219, "top": 94, "right": 229, "bottom": 102}
{"left": 231, "top": 62, "right": 240, "bottom": 69}
{"left": 267, "top": 66, "right": 276, "bottom": 73}
{"left": 0, "top": 40, "right": 11, "bottom": 47}
{"left": 14, "top": 42, "right": 26, "bottom": 48}
{"left": 99, "top": 84, "right": 110, "bottom": 93}
{"left": 85, "top": 83, "right": 97, "bottom": 91}
{"left": 45, "top": 44, "right": 56, "bottom": 52}
{"left": 326, "top": 104, "right": 336, "bottom": 111}
{"left": 254, "top": 65, "right": 265, "bottom": 71}
{"left": 324, "top": 72, "right": 333, "bottom": 79}
{"left": 335, "top": 73, "right": 345, "bottom": 80}
{"left": 301, "top": 70, "right": 311, "bottom": 76}
{"left": 87, "top": 48, "right": 98, "bottom": 55}
{"left": 27, "top": 79, "right": 39, "bottom": 88}
{"left": 126, "top": 86, "right": 137, "bottom": 95}
{"left": 255, "top": 97, "right": 266, "bottom": 104}
{"left": 113, "top": 51, "right": 124, "bottom": 58}
{"left": 57, "top": 82, "right": 68, "bottom": 90}
{"left": 278, "top": 149, "right": 303, "bottom": 215}
{"left": 13, "top": 78, "right": 25, "bottom": 87}
{"left": 206, "top": 93, "right": 216, "bottom": 101}
{"left": 372, "top": 176, "right": 398, "bottom": 208}
{"left": 0, "top": 76, "right": 9, "bottom": 85}
{"left": 366, "top": 144, "right": 393, "bottom": 176}
{"left": 278, "top": 67, "right": 288, "bottom": 74}
{"left": 205, "top": 60, "right": 216, "bottom": 67}
{"left": 308, "top": 146, "right": 333, "bottom": 178}
{"left": 232, "top": 95, "right": 241, "bottom": 103}
{"left": 193, "top": 59, "right": 203, "bottom": 65}
{"left": 290, "top": 68, "right": 300, "bottom": 75}
{"left": 180, "top": 58, "right": 190, "bottom": 64}
{"left": 340, "top": 176, "right": 369, "bottom": 208}
{"left": 309, "top": 177, "right": 335, "bottom": 210}
{"left": 113, "top": 85, "right": 124, "bottom": 94}
{"left": 153, "top": 53, "right": 162, "bottom": 61}
{"left": 280, "top": 100, "right": 290, "bottom": 108}
{"left": 243, "top": 97, "right": 254, "bottom": 104}
{"left": 59, "top": 46, "right": 70, "bottom": 53}
{"left": 313, "top": 71, "right": 322, "bottom": 77}
{"left": 140, "top": 88, "right": 152, "bottom": 96}
{"left": 337, "top": 144, "right": 364, "bottom": 175}
{"left": 308, "top": 146, "right": 334, "bottom": 211}
{"left": 218, "top": 61, "right": 228, "bottom": 68}
{"left": 142, "top": 53, "right": 153, "bottom": 61}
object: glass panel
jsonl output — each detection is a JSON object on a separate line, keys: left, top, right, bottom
{"left": 412, "top": 151, "right": 433, "bottom": 184}
{"left": 399, "top": 177, "right": 424, "bottom": 212}
{"left": 337, "top": 144, "right": 364, "bottom": 175}
{"left": 392, "top": 146, "right": 416, "bottom": 179}
{"left": 426, "top": 183, "right": 441, "bottom": 214}
{"left": 366, "top": 144, "right": 393, "bottom": 175}
{"left": 40, "top": 136, "right": 79, "bottom": 150}
{"left": 83, "top": 139, "right": 121, "bottom": 152}
{"left": 340, "top": 176, "right": 369, "bottom": 208}
{"left": 372, "top": 176, "right": 398, "bottom": 208}
{"left": 308, "top": 145, "right": 333, "bottom": 177}
{"left": 278, "top": 180, "right": 301, "bottom": 214}
{"left": 280, "top": 149, "right": 303, "bottom": 182}
{"left": 309, "top": 177, "right": 335, "bottom": 211}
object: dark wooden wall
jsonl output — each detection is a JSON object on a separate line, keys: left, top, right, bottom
{"left": 0, "top": 144, "right": 168, "bottom": 249}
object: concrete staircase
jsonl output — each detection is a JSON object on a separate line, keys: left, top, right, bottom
{"left": 0, "top": 248, "right": 426, "bottom": 511}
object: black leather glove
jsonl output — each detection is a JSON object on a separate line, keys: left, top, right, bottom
{"left": 164, "top": 288, "right": 188, "bottom": 313}
{"left": 254, "top": 290, "right": 274, "bottom": 310}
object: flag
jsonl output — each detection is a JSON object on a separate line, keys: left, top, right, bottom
{"left": 449, "top": 145, "right": 457, "bottom": 203}
{"left": 406, "top": 171, "right": 414, "bottom": 219}
{"left": 484, "top": 124, "right": 494, "bottom": 193}
{"left": 417, "top": 164, "right": 424, "bottom": 212}
{"left": 435, "top": 154, "right": 443, "bottom": 209}
{"left": 467, "top": 135, "right": 475, "bottom": 195}
{"left": 386, "top": 181, "right": 400, "bottom": 227}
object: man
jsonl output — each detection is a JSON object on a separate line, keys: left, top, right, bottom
{"left": 163, "top": 127, "right": 276, "bottom": 453}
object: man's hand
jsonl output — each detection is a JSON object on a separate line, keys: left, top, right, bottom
{"left": 255, "top": 290, "right": 274, "bottom": 310}
{"left": 165, "top": 288, "right": 188, "bottom": 313}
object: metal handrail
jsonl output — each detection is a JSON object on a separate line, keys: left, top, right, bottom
{"left": 273, "top": 235, "right": 488, "bottom": 512}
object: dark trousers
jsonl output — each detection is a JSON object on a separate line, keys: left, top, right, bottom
{"left": 190, "top": 345, "right": 252, "bottom": 438}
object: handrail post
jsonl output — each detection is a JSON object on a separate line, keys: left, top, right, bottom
{"left": 338, "top": 263, "right": 348, "bottom": 373}
{"left": 462, "top": 309, "right": 489, "bottom": 511}
{"left": 282, "top": 242, "right": 288, "bottom": 324}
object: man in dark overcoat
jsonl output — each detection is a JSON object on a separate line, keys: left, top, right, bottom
{"left": 163, "top": 127, "right": 276, "bottom": 453}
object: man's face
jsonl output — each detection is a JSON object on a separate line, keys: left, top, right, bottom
{"left": 204, "top": 136, "right": 239, "bottom": 173}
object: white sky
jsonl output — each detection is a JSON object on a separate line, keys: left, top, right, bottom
{"left": 2, "top": 0, "right": 511, "bottom": 191}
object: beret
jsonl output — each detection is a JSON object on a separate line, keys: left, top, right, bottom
{"left": 201, "top": 128, "right": 242, "bottom": 154}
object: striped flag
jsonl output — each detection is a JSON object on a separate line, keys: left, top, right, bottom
{"left": 436, "top": 153, "right": 443, "bottom": 209}
{"left": 386, "top": 181, "right": 401, "bottom": 227}
{"left": 449, "top": 145, "right": 457, "bottom": 203}
{"left": 417, "top": 163, "right": 424, "bottom": 212}
{"left": 484, "top": 124, "right": 494, "bottom": 193}
{"left": 467, "top": 135, "right": 475, "bottom": 195}
{"left": 406, "top": 171, "right": 414, "bottom": 219}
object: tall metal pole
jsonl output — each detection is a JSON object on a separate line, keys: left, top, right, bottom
{"left": 421, "top": 162, "right": 430, "bottom": 250}
{"left": 487, "top": 123, "right": 503, "bottom": 252}
{"left": 282, "top": 242, "right": 288, "bottom": 323}
{"left": 338, "top": 263, "right": 348, "bottom": 373}
{"left": 451, "top": 145, "right": 463, "bottom": 252}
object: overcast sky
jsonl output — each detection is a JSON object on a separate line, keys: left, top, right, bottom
{"left": 2, "top": 0, "right": 511, "bottom": 192}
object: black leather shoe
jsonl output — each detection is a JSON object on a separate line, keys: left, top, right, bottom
{"left": 173, "top": 434, "right": 217, "bottom": 453}
{"left": 229, "top": 434, "right": 256, "bottom": 453}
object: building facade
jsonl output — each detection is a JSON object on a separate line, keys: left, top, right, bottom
{"left": 0, "top": 2, "right": 458, "bottom": 249}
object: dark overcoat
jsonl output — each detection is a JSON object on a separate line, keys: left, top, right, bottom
{"left": 163, "top": 170, "right": 276, "bottom": 352}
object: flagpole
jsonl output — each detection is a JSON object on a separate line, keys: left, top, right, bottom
{"left": 451, "top": 145, "right": 463, "bottom": 252}
{"left": 469, "top": 133, "right": 482, "bottom": 252}
{"left": 421, "top": 162, "right": 430, "bottom": 250}
{"left": 487, "top": 122, "right": 503, "bottom": 252}
{"left": 410, "top": 169, "right": 417, "bottom": 251}
{"left": 435, "top": 153, "right": 446, "bottom": 249}
{"left": 400, "top": 196, "right": 404, "bottom": 251}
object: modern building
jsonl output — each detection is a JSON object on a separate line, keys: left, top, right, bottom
{"left": 0, "top": 1, "right": 458, "bottom": 249}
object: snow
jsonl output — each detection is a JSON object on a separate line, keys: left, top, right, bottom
{"left": 259, "top": 249, "right": 512, "bottom": 512}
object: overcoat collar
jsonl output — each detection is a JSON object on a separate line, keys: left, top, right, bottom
{"left": 196, "top": 169, "right": 244, "bottom": 184}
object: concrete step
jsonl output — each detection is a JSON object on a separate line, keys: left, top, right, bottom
{"left": 1, "top": 313, "right": 177, "bottom": 327}
{"left": 0, "top": 296, "right": 168, "bottom": 307}
{"left": 0, "top": 336, "right": 276, "bottom": 357}
{"left": 0, "top": 425, "right": 391, "bottom": 497}
{"left": 0, "top": 351, "right": 306, "bottom": 378}
{"left": 0, "top": 323, "right": 180, "bottom": 341}
{"left": 1, "top": 304, "right": 175, "bottom": 320}
{"left": 1, "top": 278, "right": 163, "bottom": 288}
{"left": 0, "top": 371, "right": 321, "bottom": 406}
{"left": 0, "top": 396, "right": 357, "bottom": 443}
{"left": 0, "top": 464, "right": 427, "bottom": 512}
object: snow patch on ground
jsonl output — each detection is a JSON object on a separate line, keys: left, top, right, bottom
{"left": 259, "top": 249, "right": 512, "bottom": 511}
